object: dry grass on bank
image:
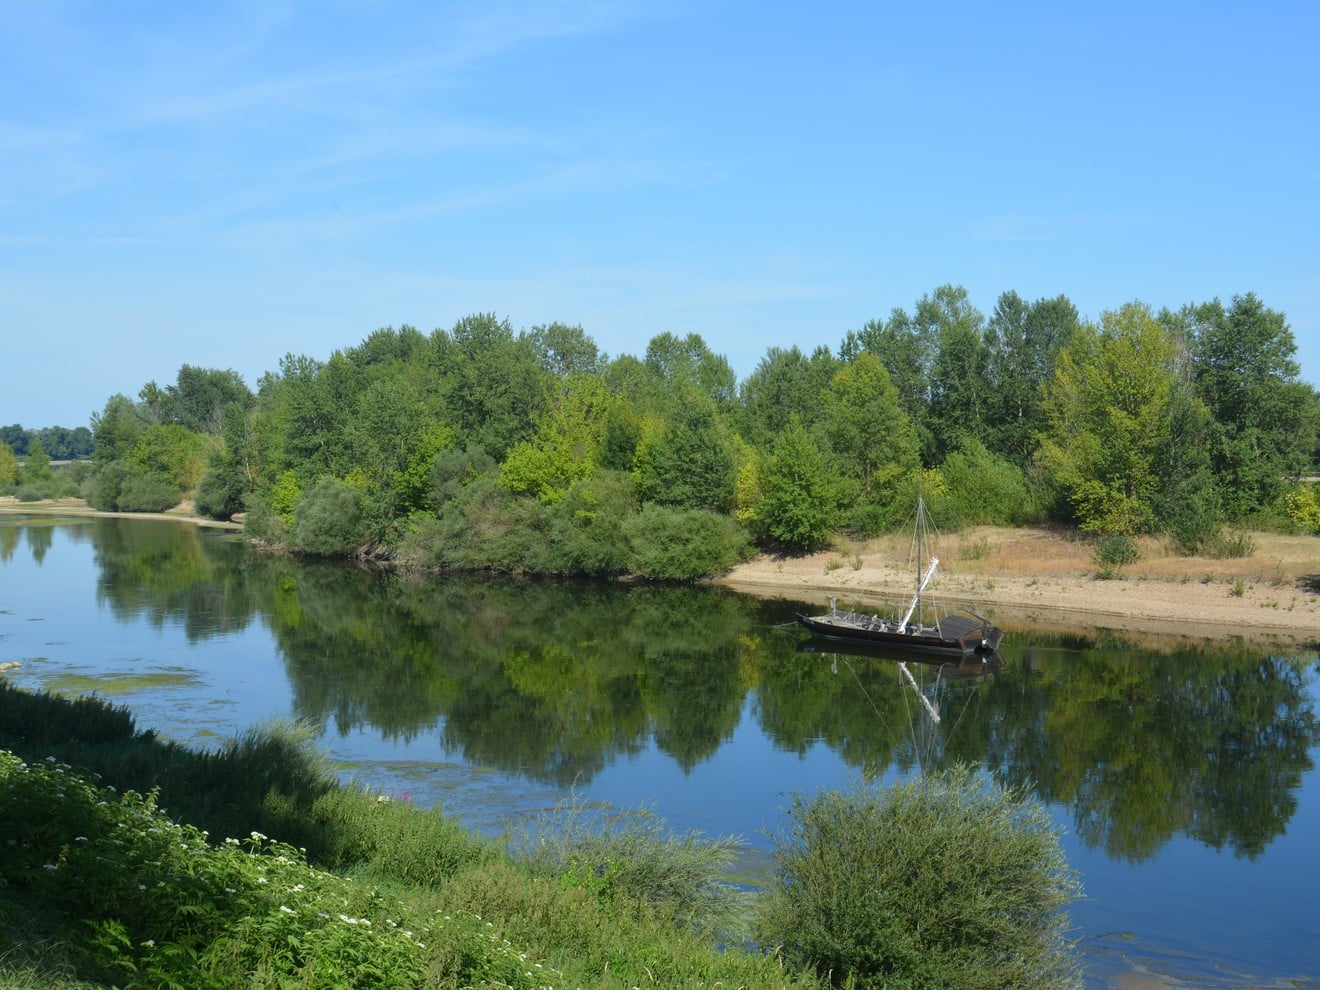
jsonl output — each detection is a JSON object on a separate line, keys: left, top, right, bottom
{"left": 720, "top": 524, "right": 1320, "bottom": 641}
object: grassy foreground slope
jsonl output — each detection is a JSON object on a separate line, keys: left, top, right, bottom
{"left": 1, "top": 680, "right": 1083, "bottom": 989}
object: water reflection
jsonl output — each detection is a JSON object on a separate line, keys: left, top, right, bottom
{"left": 6, "top": 517, "right": 1320, "bottom": 870}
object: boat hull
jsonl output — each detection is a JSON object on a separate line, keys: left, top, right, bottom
{"left": 796, "top": 611, "right": 1003, "bottom": 657}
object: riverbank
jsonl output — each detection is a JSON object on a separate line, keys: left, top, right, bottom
{"left": 717, "top": 523, "right": 1320, "bottom": 645}
{"left": 5, "top": 495, "right": 1317, "bottom": 644}
{"left": 0, "top": 495, "right": 243, "bottom": 529}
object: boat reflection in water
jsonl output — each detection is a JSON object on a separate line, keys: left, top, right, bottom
{"left": 796, "top": 634, "right": 1004, "bottom": 771}
{"left": 796, "top": 635, "right": 1003, "bottom": 680}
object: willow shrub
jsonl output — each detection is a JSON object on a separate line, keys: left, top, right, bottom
{"left": 757, "top": 766, "right": 1083, "bottom": 990}
{"left": 621, "top": 503, "right": 752, "bottom": 581}
{"left": 82, "top": 461, "right": 178, "bottom": 513}
{"left": 294, "top": 478, "right": 367, "bottom": 556}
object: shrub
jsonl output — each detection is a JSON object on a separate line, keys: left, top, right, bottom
{"left": 1159, "top": 470, "right": 1222, "bottom": 555}
{"left": 537, "top": 470, "right": 638, "bottom": 575}
{"left": 510, "top": 795, "right": 748, "bottom": 940}
{"left": 622, "top": 504, "right": 751, "bottom": 580}
{"left": 1204, "top": 528, "right": 1256, "bottom": 560}
{"left": 935, "top": 437, "right": 1045, "bottom": 526}
{"left": 1092, "top": 532, "right": 1139, "bottom": 579}
{"left": 194, "top": 466, "right": 247, "bottom": 520}
{"left": 757, "top": 766, "right": 1082, "bottom": 990}
{"left": 294, "top": 478, "right": 367, "bottom": 556}
{"left": 1284, "top": 484, "right": 1320, "bottom": 535}
{"left": 82, "top": 461, "right": 177, "bottom": 512}
{"left": 307, "top": 787, "right": 500, "bottom": 886}
{"left": 116, "top": 472, "right": 180, "bottom": 513}
{"left": 0, "top": 749, "right": 550, "bottom": 990}
{"left": 240, "top": 489, "right": 285, "bottom": 542}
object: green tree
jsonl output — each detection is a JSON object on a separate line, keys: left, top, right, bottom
{"left": 342, "top": 324, "right": 428, "bottom": 367}
{"left": 441, "top": 313, "right": 548, "bottom": 460}
{"left": 633, "top": 387, "right": 736, "bottom": 513}
{"left": 528, "top": 321, "right": 605, "bottom": 378}
{"left": 129, "top": 424, "right": 207, "bottom": 492}
{"left": 91, "top": 394, "right": 145, "bottom": 465}
{"left": 643, "top": 332, "right": 737, "bottom": 410}
{"left": 499, "top": 375, "right": 613, "bottom": 503}
{"left": 984, "top": 291, "right": 1080, "bottom": 465}
{"left": 842, "top": 285, "right": 985, "bottom": 464}
{"left": 928, "top": 313, "right": 991, "bottom": 463}
{"left": 821, "top": 352, "right": 919, "bottom": 524}
{"left": 1037, "top": 302, "right": 1182, "bottom": 534}
{"left": 20, "top": 436, "right": 52, "bottom": 483}
{"left": 1152, "top": 378, "right": 1219, "bottom": 553}
{"left": 0, "top": 425, "right": 28, "bottom": 456}
{"left": 842, "top": 307, "right": 932, "bottom": 454}
{"left": 1184, "top": 293, "right": 1318, "bottom": 519}
{"left": 392, "top": 422, "right": 456, "bottom": 517}
{"left": 0, "top": 442, "right": 18, "bottom": 488}
{"left": 754, "top": 417, "right": 843, "bottom": 551}
{"left": 159, "top": 365, "right": 253, "bottom": 434}
{"left": 734, "top": 345, "right": 838, "bottom": 450}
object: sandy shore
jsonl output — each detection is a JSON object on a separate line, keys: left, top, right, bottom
{"left": 0, "top": 496, "right": 242, "bottom": 529}
{"left": 5, "top": 496, "right": 1317, "bottom": 645}
{"left": 717, "top": 524, "right": 1320, "bottom": 646}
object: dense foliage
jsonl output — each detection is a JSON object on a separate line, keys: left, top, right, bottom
{"left": 0, "top": 423, "right": 94, "bottom": 460}
{"left": 1, "top": 680, "right": 1085, "bottom": 989}
{"left": 757, "top": 767, "right": 1083, "bottom": 989}
{"left": 47, "top": 286, "right": 1320, "bottom": 572}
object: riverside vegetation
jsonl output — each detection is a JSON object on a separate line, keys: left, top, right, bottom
{"left": 4, "top": 288, "right": 1317, "bottom": 580}
{"left": 0, "top": 680, "right": 1082, "bottom": 989}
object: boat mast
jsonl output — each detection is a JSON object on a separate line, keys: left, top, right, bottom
{"left": 899, "top": 498, "right": 939, "bottom": 630}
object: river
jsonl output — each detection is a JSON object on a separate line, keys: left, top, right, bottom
{"left": 1, "top": 515, "right": 1318, "bottom": 988}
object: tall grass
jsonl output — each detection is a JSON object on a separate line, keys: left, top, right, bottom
{"left": 509, "top": 794, "right": 750, "bottom": 939}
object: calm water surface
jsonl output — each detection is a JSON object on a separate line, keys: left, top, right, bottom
{"left": 2, "top": 516, "right": 1318, "bottom": 988}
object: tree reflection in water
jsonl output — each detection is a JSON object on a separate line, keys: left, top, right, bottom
{"left": 19, "top": 517, "right": 1320, "bottom": 865}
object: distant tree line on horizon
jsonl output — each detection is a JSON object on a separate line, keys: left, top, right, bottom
{"left": 6, "top": 284, "right": 1320, "bottom": 577}
{"left": 0, "top": 424, "right": 93, "bottom": 461}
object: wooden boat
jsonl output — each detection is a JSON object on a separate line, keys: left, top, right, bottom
{"left": 796, "top": 497, "right": 1004, "bottom": 657}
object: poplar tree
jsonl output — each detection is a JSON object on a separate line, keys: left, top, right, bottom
{"left": 1037, "top": 302, "right": 1183, "bottom": 534}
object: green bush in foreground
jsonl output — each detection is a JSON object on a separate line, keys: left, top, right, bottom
{"left": 1, "top": 683, "right": 1084, "bottom": 989}
{"left": 757, "top": 766, "right": 1083, "bottom": 990}
{"left": 0, "top": 750, "right": 551, "bottom": 989}
{"left": 510, "top": 795, "right": 749, "bottom": 940}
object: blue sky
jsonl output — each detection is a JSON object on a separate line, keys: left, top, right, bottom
{"left": 4, "top": 1, "right": 1317, "bottom": 429}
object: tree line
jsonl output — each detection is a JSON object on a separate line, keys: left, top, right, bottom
{"left": 0, "top": 424, "right": 94, "bottom": 460}
{"left": 10, "top": 284, "right": 1316, "bottom": 577}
